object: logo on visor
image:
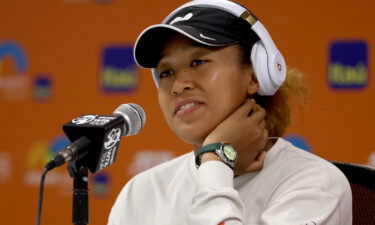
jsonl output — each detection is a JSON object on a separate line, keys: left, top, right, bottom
{"left": 199, "top": 33, "right": 216, "bottom": 41}
{"left": 169, "top": 12, "right": 193, "bottom": 25}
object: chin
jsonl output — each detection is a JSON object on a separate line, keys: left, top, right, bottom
{"left": 174, "top": 129, "right": 207, "bottom": 146}
{"left": 169, "top": 119, "right": 217, "bottom": 147}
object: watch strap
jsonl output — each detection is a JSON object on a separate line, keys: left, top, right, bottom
{"left": 195, "top": 142, "right": 223, "bottom": 166}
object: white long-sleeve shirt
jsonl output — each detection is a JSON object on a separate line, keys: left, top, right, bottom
{"left": 108, "top": 138, "right": 352, "bottom": 225}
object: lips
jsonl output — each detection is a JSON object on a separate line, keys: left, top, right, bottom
{"left": 174, "top": 99, "right": 203, "bottom": 116}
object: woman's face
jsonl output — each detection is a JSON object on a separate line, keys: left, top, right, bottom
{"left": 157, "top": 34, "right": 257, "bottom": 146}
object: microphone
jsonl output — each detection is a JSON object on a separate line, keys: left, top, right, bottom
{"left": 45, "top": 103, "right": 146, "bottom": 173}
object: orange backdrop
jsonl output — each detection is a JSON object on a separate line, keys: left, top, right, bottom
{"left": 0, "top": 0, "right": 374, "bottom": 224}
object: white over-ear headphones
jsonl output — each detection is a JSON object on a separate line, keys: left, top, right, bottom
{"left": 151, "top": 0, "right": 286, "bottom": 96}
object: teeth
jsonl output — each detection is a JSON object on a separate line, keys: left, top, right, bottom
{"left": 179, "top": 103, "right": 196, "bottom": 111}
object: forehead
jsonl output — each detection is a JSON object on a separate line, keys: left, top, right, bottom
{"left": 160, "top": 34, "right": 208, "bottom": 55}
{"left": 157, "top": 33, "right": 228, "bottom": 64}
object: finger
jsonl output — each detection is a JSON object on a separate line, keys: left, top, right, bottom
{"left": 247, "top": 99, "right": 256, "bottom": 116}
{"left": 259, "top": 120, "right": 266, "bottom": 130}
{"left": 255, "top": 150, "right": 266, "bottom": 163}
{"left": 231, "top": 98, "right": 256, "bottom": 117}
{"left": 246, "top": 150, "right": 266, "bottom": 172}
{"left": 248, "top": 105, "right": 266, "bottom": 122}
{"left": 259, "top": 129, "right": 269, "bottom": 148}
{"left": 252, "top": 103, "right": 265, "bottom": 113}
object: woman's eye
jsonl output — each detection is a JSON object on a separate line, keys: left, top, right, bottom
{"left": 190, "top": 59, "right": 207, "bottom": 67}
{"left": 159, "top": 70, "right": 174, "bottom": 79}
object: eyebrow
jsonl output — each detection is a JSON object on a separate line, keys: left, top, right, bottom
{"left": 157, "top": 43, "right": 213, "bottom": 67}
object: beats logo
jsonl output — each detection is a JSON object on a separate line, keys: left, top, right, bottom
{"left": 277, "top": 61, "right": 282, "bottom": 72}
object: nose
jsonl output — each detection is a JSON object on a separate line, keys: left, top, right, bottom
{"left": 171, "top": 69, "right": 194, "bottom": 95}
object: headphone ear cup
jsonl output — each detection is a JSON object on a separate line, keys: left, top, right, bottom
{"left": 251, "top": 41, "right": 276, "bottom": 96}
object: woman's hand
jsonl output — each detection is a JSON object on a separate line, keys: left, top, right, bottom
{"left": 201, "top": 98, "right": 268, "bottom": 175}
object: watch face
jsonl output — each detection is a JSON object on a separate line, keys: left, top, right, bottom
{"left": 223, "top": 145, "right": 237, "bottom": 161}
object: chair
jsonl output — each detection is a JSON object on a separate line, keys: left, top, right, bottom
{"left": 331, "top": 161, "right": 375, "bottom": 225}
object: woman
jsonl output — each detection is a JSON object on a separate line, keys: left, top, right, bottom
{"left": 108, "top": 1, "right": 352, "bottom": 224}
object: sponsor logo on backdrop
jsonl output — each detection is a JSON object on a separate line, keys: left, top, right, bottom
{"left": 284, "top": 134, "right": 313, "bottom": 153}
{"left": 328, "top": 40, "right": 368, "bottom": 90}
{"left": 24, "top": 136, "right": 72, "bottom": 193}
{"left": 34, "top": 75, "right": 52, "bottom": 101}
{"left": 100, "top": 46, "right": 138, "bottom": 93}
{"left": 0, "top": 152, "right": 11, "bottom": 183}
{"left": 0, "top": 41, "right": 30, "bottom": 100}
{"left": 128, "top": 150, "right": 175, "bottom": 175}
{"left": 90, "top": 172, "right": 111, "bottom": 197}
{"left": 368, "top": 152, "right": 375, "bottom": 167}
{"left": 95, "top": 0, "right": 113, "bottom": 3}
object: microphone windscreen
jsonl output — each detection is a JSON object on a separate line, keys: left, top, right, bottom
{"left": 113, "top": 103, "right": 146, "bottom": 136}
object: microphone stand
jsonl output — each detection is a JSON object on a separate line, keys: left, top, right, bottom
{"left": 68, "top": 160, "right": 89, "bottom": 225}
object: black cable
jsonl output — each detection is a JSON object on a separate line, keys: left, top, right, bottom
{"left": 36, "top": 167, "right": 48, "bottom": 225}
{"left": 35, "top": 156, "right": 65, "bottom": 225}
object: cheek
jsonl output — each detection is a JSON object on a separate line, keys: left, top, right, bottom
{"left": 207, "top": 68, "right": 249, "bottom": 102}
{"left": 158, "top": 90, "right": 175, "bottom": 127}
{"left": 158, "top": 91, "right": 169, "bottom": 116}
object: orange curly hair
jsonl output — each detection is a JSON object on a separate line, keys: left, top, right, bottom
{"left": 237, "top": 42, "right": 310, "bottom": 137}
{"left": 253, "top": 68, "right": 311, "bottom": 137}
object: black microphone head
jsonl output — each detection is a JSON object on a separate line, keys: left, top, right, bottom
{"left": 113, "top": 103, "right": 146, "bottom": 136}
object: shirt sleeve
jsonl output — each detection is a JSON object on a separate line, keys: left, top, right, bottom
{"left": 187, "top": 160, "right": 244, "bottom": 225}
{"left": 187, "top": 160, "right": 352, "bottom": 225}
{"left": 260, "top": 187, "right": 352, "bottom": 225}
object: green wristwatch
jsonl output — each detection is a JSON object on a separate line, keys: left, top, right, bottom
{"left": 195, "top": 142, "right": 237, "bottom": 169}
